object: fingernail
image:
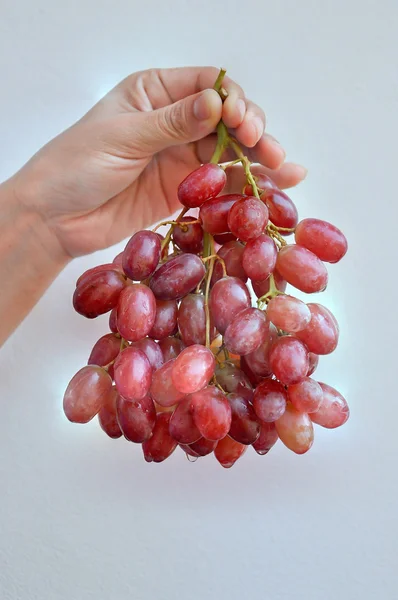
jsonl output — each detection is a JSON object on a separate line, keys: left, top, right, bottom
{"left": 296, "top": 165, "right": 308, "bottom": 179}
{"left": 265, "top": 134, "right": 286, "bottom": 159}
{"left": 193, "top": 90, "right": 213, "bottom": 121}
{"left": 236, "top": 98, "right": 246, "bottom": 121}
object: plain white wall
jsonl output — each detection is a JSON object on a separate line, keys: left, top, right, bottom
{"left": 1, "top": 1, "right": 397, "bottom": 598}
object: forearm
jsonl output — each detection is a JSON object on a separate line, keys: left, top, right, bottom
{"left": 0, "top": 176, "right": 69, "bottom": 346}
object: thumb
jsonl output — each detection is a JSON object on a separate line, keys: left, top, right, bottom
{"left": 136, "top": 89, "right": 222, "bottom": 154}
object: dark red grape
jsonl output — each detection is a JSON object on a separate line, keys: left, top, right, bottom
{"left": 116, "top": 394, "right": 156, "bottom": 442}
{"left": 112, "top": 252, "right": 124, "bottom": 267}
{"left": 215, "top": 436, "right": 246, "bottom": 468}
{"left": 142, "top": 413, "right": 178, "bottom": 462}
{"left": 116, "top": 284, "right": 156, "bottom": 342}
{"left": 76, "top": 263, "right": 124, "bottom": 287}
{"left": 252, "top": 379, "right": 287, "bottom": 423}
{"left": 149, "top": 254, "right": 205, "bottom": 300}
{"left": 199, "top": 194, "right": 242, "bottom": 234}
{"left": 211, "top": 240, "right": 247, "bottom": 285}
{"left": 158, "top": 337, "right": 185, "bottom": 362}
{"left": 148, "top": 299, "right": 178, "bottom": 340}
{"left": 266, "top": 295, "right": 311, "bottom": 333}
{"left": 122, "top": 230, "right": 161, "bottom": 281}
{"left": 252, "top": 421, "right": 279, "bottom": 455}
{"left": 244, "top": 173, "right": 277, "bottom": 195}
{"left": 213, "top": 232, "right": 237, "bottom": 245}
{"left": 295, "top": 303, "right": 339, "bottom": 355}
{"left": 310, "top": 382, "right": 349, "bottom": 428}
{"left": 288, "top": 377, "right": 323, "bottom": 413}
{"left": 172, "top": 217, "right": 204, "bottom": 253}
{"left": 88, "top": 333, "right": 120, "bottom": 369}
{"left": 215, "top": 363, "right": 253, "bottom": 397}
{"left": 228, "top": 196, "right": 269, "bottom": 241}
{"left": 252, "top": 271, "right": 287, "bottom": 298}
{"left": 169, "top": 396, "right": 201, "bottom": 444}
{"left": 73, "top": 270, "right": 126, "bottom": 318}
{"left": 191, "top": 386, "right": 232, "bottom": 441}
{"left": 186, "top": 437, "right": 217, "bottom": 456}
{"left": 109, "top": 307, "right": 118, "bottom": 333}
{"left": 132, "top": 338, "right": 164, "bottom": 371}
{"left": 260, "top": 189, "right": 298, "bottom": 232}
{"left": 240, "top": 355, "right": 266, "bottom": 386}
{"left": 209, "top": 276, "right": 251, "bottom": 334}
{"left": 150, "top": 359, "right": 186, "bottom": 407}
{"left": 224, "top": 307, "right": 268, "bottom": 355}
{"left": 178, "top": 163, "right": 226, "bottom": 208}
{"left": 228, "top": 392, "right": 261, "bottom": 445}
{"left": 244, "top": 321, "right": 278, "bottom": 376}
{"left": 98, "top": 388, "right": 123, "bottom": 439}
{"left": 178, "top": 294, "right": 210, "bottom": 346}
{"left": 269, "top": 336, "right": 309, "bottom": 385}
{"left": 307, "top": 353, "right": 319, "bottom": 376}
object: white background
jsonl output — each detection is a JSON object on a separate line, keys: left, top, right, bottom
{"left": 1, "top": 1, "right": 397, "bottom": 598}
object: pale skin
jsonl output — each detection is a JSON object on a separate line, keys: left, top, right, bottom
{"left": 0, "top": 66, "right": 307, "bottom": 346}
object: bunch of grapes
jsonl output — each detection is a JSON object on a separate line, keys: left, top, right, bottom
{"left": 63, "top": 70, "right": 349, "bottom": 468}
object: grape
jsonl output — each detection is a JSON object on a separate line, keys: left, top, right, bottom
{"left": 252, "top": 379, "right": 287, "bottom": 422}
{"left": 109, "top": 308, "right": 118, "bottom": 333}
{"left": 295, "top": 303, "right": 339, "bottom": 355}
{"left": 244, "top": 173, "right": 277, "bottom": 195}
{"left": 122, "top": 230, "right": 161, "bottom": 281}
{"left": 76, "top": 263, "right": 124, "bottom": 286}
{"left": 266, "top": 295, "right": 311, "bottom": 333}
{"left": 63, "top": 366, "right": 113, "bottom": 424}
{"left": 116, "top": 284, "right": 157, "bottom": 342}
{"left": 116, "top": 395, "right": 156, "bottom": 443}
{"left": 178, "top": 294, "right": 207, "bottom": 346}
{"left": 191, "top": 386, "right": 232, "bottom": 441}
{"left": 150, "top": 359, "right": 186, "bottom": 407}
{"left": 132, "top": 338, "right": 164, "bottom": 371}
{"left": 295, "top": 218, "right": 348, "bottom": 263}
{"left": 148, "top": 299, "right": 178, "bottom": 340}
{"left": 215, "top": 363, "right": 253, "bottom": 397}
{"left": 209, "top": 276, "right": 251, "bottom": 334}
{"left": 154, "top": 401, "right": 177, "bottom": 413}
{"left": 199, "top": 194, "right": 242, "bottom": 234}
{"left": 114, "top": 347, "right": 152, "bottom": 401}
{"left": 98, "top": 388, "right": 123, "bottom": 439}
{"left": 307, "top": 353, "right": 319, "bottom": 376}
{"left": 310, "top": 383, "right": 349, "bottom": 428}
{"left": 142, "top": 413, "right": 178, "bottom": 463}
{"left": 269, "top": 336, "right": 309, "bottom": 385}
{"left": 73, "top": 270, "right": 126, "bottom": 318}
{"left": 178, "top": 163, "right": 226, "bottom": 208}
{"left": 224, "top": 307, "right": 268, "bottom": 355}
{"left": 213, "top": 232, "right": 237, "bottom": 245}
{"left": 275, "top": 404, "right": 314, "bottom": 454}
{"left": 252, "top": 270, "right": 287, "bottom": 298}
{"left": 252, "top": 422, "right": 279, "bottom": 455}
{"left": 211, "top": 241, "right": 247, "bottom": 285}
{"left": 228, "top": 196, "right": 269, "bottom": 241}
{"left": 228, "top": 392, "right": 261, "bottom": 445}
{"left": 172, "top": 217, "right": 204, "bottom": 254}
{"left": 260, "top": 189, "right": 298, "bottom": 232}
{"left": 240, "top": 355, "right": 266, "bottom": 386}
{"left": 112, "top": 252, "right": 124, "bottom": 267}
{"left": 185, "top": 437, "right": 217, "bottom": 456}
{"left": 158, "top": 336, "right": 185, "bottom": 362}
{"left": 244, "top": 322, "right": 278, "bottom": 376}
{"left": 169, "top": 396, "right": 201, "bottom": 444}
{"left": 172, "top": 345, "right": 215, "bottom": 394}
{"left": 215, "top": 436, "right": 247, "bottom": 468}
{"left": 149, "top": 254, "right": 205, "bottom": 300}
{"left": 276, "top": 245, "right": 328, "bottom": 293}
{"left": 88, "top": 333, "right": 120, "bottom": 370}
{"left": 288, "top": 377, "right": 323, "bottom": 413}
{"left": 242, "top": 234, "right": 277, "bottom": 281}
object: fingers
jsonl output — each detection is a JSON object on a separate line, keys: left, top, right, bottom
{"left": 222, "top": 163, "right": 308, "bottom": 193}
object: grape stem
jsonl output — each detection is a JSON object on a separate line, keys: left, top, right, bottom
{"left": 159, "top": 207, "right": 188, "bottom": 252}
{"left": 257, "top": 273, "right": 285, "bottom": 306}
{"left": 202, "top": 254, "right": 227, "bottom": 278}
{"left": 152, "top": 218, "right": 200, "bottom": 233}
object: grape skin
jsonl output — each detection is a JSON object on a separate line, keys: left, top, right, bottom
{"left": 63, "top": 366, "right": 113, "bottom": 424}
{"left": 276, "top": 245, "right": 328, "bottom": 293}
{"left": 114, "top": 347, "right": 152, "bottom": 401}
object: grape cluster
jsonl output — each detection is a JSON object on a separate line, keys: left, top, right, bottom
{"left": 63, "top": 74, "right": 349, "bottom": 468}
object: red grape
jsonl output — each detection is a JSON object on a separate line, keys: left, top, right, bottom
{"left": 244, "top": 173, "right": 277, "bottom": 195}
{"left": 213, "top": 232, "right": 237, "bottom": 245}
{"left": 178, "top": 163, "right": 226, "bottom": 208}
{"left": 186, "top": 437, "right": 217, "bottom": 457}
{"left": 307, "top": 352, "right": 319, "bottom": 376}
{"left": 158, "top": 336, "right": 185, "bottom": 362}
{"left": 275, "top": 404, "right": 314, "bottom": 454}
{"left": 215, "top": 436, "right": 246, "bottom": 468}
{"left": 148, "top": 299, "right": 178, "bottom": 340}
{"left": 114, "top": 347, "right": 152, "bottom": 401}
{"left": 199, "top": 194, "right": 242, "bottom": 234}
{"left": 266, "top": 295, "right": 311, "bottom": 333}
{"left": 240, "top": 355, "right": 266, "bottom": 386}
{"left": 260, "top": 189, "right": 298, "bottom": 232}
{"left": 228, "top": 196, "right": 269, "bottom": 241}
{"left": 242, "top": 234, "right": 277, "bottom": 281}
{"left": 116, "top": 284, "right": 156, "bottom": 342}
{"left": 98, "top": 388, "right": 122, "bottom": 439}
{"left": 288, "top": 377, "right": 323, "bottom": 413}
{"left": 132, "top": 338, "right": 164, "bottom": 371}
{"left": 252, "top": 271, "right": 287, "bottom": 298}
{"left": 295, "top": 303, "right": 339, "bottom": 355}
{"left": 76, "top": 263, "right": 124, "bottom": 287}
{"left": 310, "top": 382, "right": 349, "bottom": 428}
{"left": 191, "top": 386, "right": 232, "bottom": 441}
{"left": 215, "top": 363, "right": 253, "bottom": 397}
{"left": 116, "top": 394, "right": 156, "bottom": 442}
{"left": 224, "top": 307, "right": 268, "bottom": 355}
{"left": 211, "top": 241, "right": 247, "bottom": 285}
{"left": 209, "top": 276, "right": 251, "bottom": 334}
{"left": 276, "top": 245, "right": 328, "bottom": 293}
{"left": 63, "top": 366, "right": 113, "bottom": 424}
{"left": 295, "top": 218, "right": 348, "bottom": 263}
{"left": 244, "top": 322, "right": 278, "bottom": 376}
{"left": 149, "top": 254, "right": 205, "bottom": 300}
{"left": 269, "top": 336, "right": 309, "bottom": 385}
{"left": 73, "top": 270, "right": 126, "bottom": 318}
{"left": 112, "top": 252, "right": 124, "bottom": 267}
{"left": 178, "top": 294, "right": 208, "bottom": 346}
{"left": 150, "top": 359, "right": 186, "bottom": 407}
{"left": 252, "top": 421, "right": 279, "bottom": 455}
{"left": 172, "top": 345, "right": 215, "bottom": 394}
{"left": 109, "top": 308, "right": 118, "bottom": 333}
{"left": 142, "top": 412, "right": 177, "bottom": 463}
{"left": 228, "top": 392, "right": 261, "bottom": 445}
{"left": 169, "top": 396, "right": 201, "bottom": 444}
{"left": 88, "top": 333, "right": 120, "bottom": 369}
{"left": 172, "top": 217, "right": 203, "bottom": 253}
{"left": 253, "top": 379, "right": 287, "bottom": 422}
{"left": 122, "top": 230, "right": 161, "bottom": 281}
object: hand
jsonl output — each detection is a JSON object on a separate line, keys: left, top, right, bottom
{"left": 14, "top": 66, "right": 307, "bottom": 258}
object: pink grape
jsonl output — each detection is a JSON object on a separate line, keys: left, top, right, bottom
{"left": 215, "top": 436, "right": 247, "bottom": 468}
{"left": 296, "top": 303, "right": 339, "bottom": 355}
{"left": 244, "top": 173, "right": 277, "bottom": 195}
{"left": 228, "top": 196, "right": 269, "bottom": 241}
{"left": 112, "top": 252, "right": 124, "bottom": 267}
{"left": 116, "top": 284, "right": 156, "bottom": 342}
{"left": 172, "top": 217, "right": 204, "bottom": 253}
{"left": 114, "top": 347, "right": 152, "bottom": 401}
{"left": 211, "top": 241, "right": 247, "bottom": 285}
{"left": 228, "top": 392, "right": 261, "bottom": 445}
{"left": 199, "top": 194, "right": 242, "bottom": 234}
{"left": 76, "top": 263, "right": 124, "bottom": 287}
{"left": 275, "top": 404, "right": 314, "bottom": 454}
{"left": 310, "top": 382, "right": 349, "bottom": 428}
{"left": 132, "top": 338, "right": 164, "bottom": 371}
{"left": 142, "top": 413, "right": 178, "bottom": 463}
{"left": 266, "top": 295, "right": 311, "bottom": 333}
{"left": 98, "top": 388, "right": 122, "bottom": 439}
{"left": 172, "top": 345, "right": 215, "bottom": 394}
{"left": 209, "top": 276, "right": 251, "bottom": 334}
{"left": 116, "top": 395, "right": 156, "bottom": 443}
{"left": 215, "top": 363, "right": 253, "bottom": 397}
{"left": 244, "top": 322, "right": 278, "bottom": 376}
{"left": 169, "top": 396, "right": 201, "bottom": 444}
{"left": 260, "top": 189, "right": 298, "bottom": 232}
{"left": 252, "top": 422, "right": 279, "bottom": 455}
{"left": 158, "top": 337, "right": 185, "bottom": 362}
{"left": 307, "top": 353, "right": 319, "bottom": 376}
{"left": 178, "top": 294, "right": 210, "bottom": 346}
{"left": 150, "top": 359, "right": 186, "bottom": 407}
{"left": 269, "top": 336, "right": 309, "bottom": 385}
{"left": 252, "top": 379, "right": 287, "bottom": 423}
{"left": 242, "top": 234, "right": 277, "bottom": 281}
{"left": 63, "top": 365, "right": 113, "bottom": 424}
{"left": 288, "top": 377, "right": 323, "bottom": 413}
{"left": 178, "top": 163, "right": 226, "bottom": 208}
{"left": 191, "top": 386, "right": 232, "bottom": 441}
{"left": 252, "top": 271, "right": 287, "bottom": 299}
{"left": 186, "top": 437, "right": 217, "bottom": 457}
{"left": 122, "top": 230, "right": 161, "bottom": 281}
{"left": 149, "top": 254, "right": 205, "bottom": 300}
{"left": 88, "top": 333, "right": 120, "bottom": 370}
{"left": 73, "top": 270, "right": 126, "bottom": 318}
{"left": 240, "top": 355, "right": 266, "bottom": 386}
{"left": 224, "top": 307, "right": 268, "bottom": 355}
{"left": 276, "top": 245, "right": 328, "bottom": 293}
{"left": 109, "top": 308, "right": 118, "bottom": 333}
{"left": 148, "top": 299, "right": 178, "bottom": 340}
{"left": 295, "top": 218, "right": 348, "bottom": 263}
